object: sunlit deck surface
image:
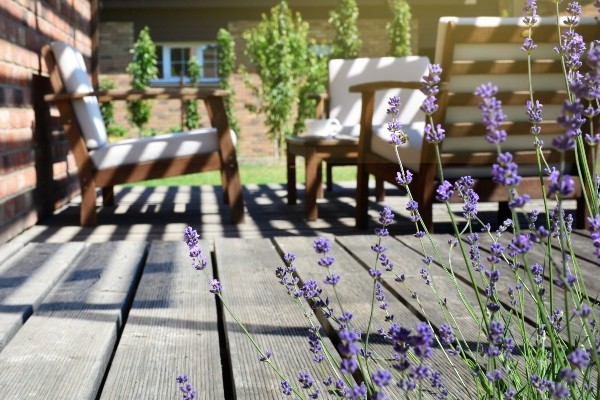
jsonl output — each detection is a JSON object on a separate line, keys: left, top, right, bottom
{"left": 3, "top": 183, "right": 593, "bottom": 399}
{"left": 11, "top": 182, "right": 576, "bottom": 243}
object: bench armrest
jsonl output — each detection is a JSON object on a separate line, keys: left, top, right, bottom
{"left": 44, "top": 87, "right": 229, "bottom": 103}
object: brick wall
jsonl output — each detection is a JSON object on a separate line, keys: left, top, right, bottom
{"left": 0, "top": 0, "right": 92, "bottom": 242}
{"left": 99, "top": 17, "right": 414, "bottom": 160}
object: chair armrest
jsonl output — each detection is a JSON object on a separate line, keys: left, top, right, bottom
{"left": 44, "top": 87, "right": 229, "bottom": 103}
{"left": 349, "top": 80, "right": 423, "bottom": 93}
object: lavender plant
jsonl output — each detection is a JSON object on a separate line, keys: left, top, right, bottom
{"left": 180, "top": 1, "right": 600, "bottom": 398}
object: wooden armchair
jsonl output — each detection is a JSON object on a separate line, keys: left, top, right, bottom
{"left": 287, "top": 56, "right": 430, "bottom": 220}
{"left": 43, "top": 41, "right": 244, "bottom": 226}
{"left": 353, "top": 16, "right": 599, "bottom": 230}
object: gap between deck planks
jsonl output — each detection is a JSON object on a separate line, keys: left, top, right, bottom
{"left": 0, "top": 241, "right": 147, "bottom": 399}
{"left": 98, "top": 240, "right": 225, "bottom": 400}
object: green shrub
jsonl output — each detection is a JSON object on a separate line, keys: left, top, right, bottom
{"left": 217, "top": 28, "right": 240, "bottom": 136}
{"left": 387, "top": 0, "right": 412, "bottom": 57}
{"left": 126, "top": 26, "right": 158, "bottom": 136}
{"left": 329, "top": 0, "right": 361, "bottom": 59}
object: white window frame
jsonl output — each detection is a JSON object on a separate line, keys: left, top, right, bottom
{"left": 153, "top": 42, "right": 220, "bottom": 85}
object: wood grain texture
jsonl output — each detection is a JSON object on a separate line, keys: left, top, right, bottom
{"left": 214, "top": 237, "right": 339, "bottom": 399}
{"left": 277, "top": 235, "right": 474, "bottom": 398}
{"left": 0, "top": 241, "right": 147, "bottom": 399}
{"left": 99, "top": 240, "right": 224, "bottom": 400}
{"left": 0, "top": 242, "right": 86, "bottom": 351}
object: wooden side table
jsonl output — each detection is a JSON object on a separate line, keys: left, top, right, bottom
{"left": 286, "top": 136, "right": 384, "bottom": 221}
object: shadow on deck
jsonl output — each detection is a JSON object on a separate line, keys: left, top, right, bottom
{"left": 11, "top": 182, "right": 576, "bottom": 243}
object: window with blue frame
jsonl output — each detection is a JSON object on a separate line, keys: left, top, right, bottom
{"left": 155, "top": 43, "right": 219, "bottom": 84}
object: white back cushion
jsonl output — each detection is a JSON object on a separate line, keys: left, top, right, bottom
{"left": 328, "top": 56, "right": 430, "bottom": 137}
{"left": 50, "top": 41, "right": 108, "bottom": 150}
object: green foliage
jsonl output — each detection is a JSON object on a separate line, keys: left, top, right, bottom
{"left": 329, "top": 0, "right": 361, "bottom": 59}
{"left": 217, "top": 28, "right": 240, "bottom": 135}
{"left": 99, "top": 78, "right": 127, "bottom": 138}
{"left": 243, "top": 1, "right": 312, "bottom": 156}
{"left": 386, "top": 0, "right": 412, "bottom": 57}
{"left": 126, "top": 26, "right": 158, "bottom": 135}
{"left": 294, "top": 47, "right": 328, "bottom": 134}
{"left": 184, "top": 56, "right": 202, "bottom": 130}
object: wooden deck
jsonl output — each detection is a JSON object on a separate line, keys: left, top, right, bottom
{"left": 3, "top": 184, "right": 595, "bottom": 398}
{"left": 0, "top": 230, "right": 597, "bottom": 397}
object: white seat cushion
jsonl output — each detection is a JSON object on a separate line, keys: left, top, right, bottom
{"left": 370, "top": 122, "right": 425, "bottom": 172}
{"left": 50, "top": 41, "right": 108, "bottom": 150}
{"left": 89, "top": 128, "right": 221, "bottom": 170}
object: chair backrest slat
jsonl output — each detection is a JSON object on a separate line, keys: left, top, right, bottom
{"left": 430, "top": 16, "right": 599, "bottom": 163}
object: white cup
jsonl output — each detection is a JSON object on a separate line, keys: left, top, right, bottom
{"left": 303, "top": 118, "right": 342, "bottom": 137}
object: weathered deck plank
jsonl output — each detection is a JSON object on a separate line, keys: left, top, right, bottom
{"left": 214, "top": 237, "right": 339, "bottom": 399}
{"left": 294, "top": 234, "right": 477, "bottom": 398}
{"left": 99, "top": 240, "right": 225, "bottom": 400}
{"left": 0, "top": 242, "right": 86, "bottom": 350}
{"left": 0, "top": 242, "right": 24, "bottom": 267}
{"left": 0, "top": 241, "right": 147, "bottom": 399}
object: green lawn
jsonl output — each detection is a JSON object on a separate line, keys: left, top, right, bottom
{"left": 124, "top": 161, "right": 358, "bottom": 186}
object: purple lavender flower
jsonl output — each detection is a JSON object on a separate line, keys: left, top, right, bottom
{"left": 587, "top": 214, "right": 600, "bottom": 260}
{"left": 547, "top": 167, "right": 575, "bottom": 196}
{"left": 184, "top": 226, "right": 208, "bottom": 270}
{"left": 209, "top": 278, "right": 222, "bottom": 294}
{"left": 317, "top": 255, "right": 335, "bottom": 267}
{"left": 526, "top": 99, "right": 543, "bottom": 124}
{"left": 522, "top": 37, "right": 537, "bottom": 53}
{"left": 387, "top": 96, "right": 401, "bottom": 115}
{"left": 308, "top": 328, "right": 324, "bottom": 363}
{"left": 259, "top": 349, "right": 272, "bottom": 362}
{"left": 425, "top": 123, "right": 445, "bottom": 143}
{"left": 435, "top": 180, "right": 454, "bottom": 202}
{"left": 522, "top": 0, "right": 538, "bottom": 26}
{"left": 298, "top": 371, "right": 314, "bottom": 389}
{"left": 421, "top": 64, "right": 442, "bottom": 97}
{"left": 345, "top": 383, "right": 368, "bottom": 399}
{"left": 372, "top": 370, "right": 392, "bottom": 387}
{"left": 395, "top": 170, "right": 413, "bottom": 187}
{"left": 439, "top": 323, "right": 456, "bottom": 346}
{"left": 176, "top": 375, "right": 196, "bottom": 400}
{"left": 507, "top": 233, "right": 533, "bottom": 257}
{"left": 568, "top": 347, "right": 591, "bottom": 369}
{"left": 280, "top": 380, "right": 293, "bottom": 396}
{"left": 491, "top": 152, "right": 522, "bottom": 187}
{"left": 379, "top": 206, "right": 395, "bottom": 225}
{"left": 413, "top": 322, "right": 434, "bottom": 359}
{"left": 313, "top": 237, "right": 331, "bottom": 254}
{"left": 421, "top": 96, "right": 439, "bottom": 115}
{"left": 301, "top": 280, "right": 322, "bottom": 300}
{"left": 556, "top": 98, "right": 585, "bottom": 139}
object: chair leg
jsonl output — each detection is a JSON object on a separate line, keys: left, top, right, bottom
{"left": 326, "top": 162, "right": 333, "bottom": 192}
{"left": 576, "top": 194, "right": 589, "bottom": 229}
{"left": 221, "top": 169, "right": 230, "bottom": 204}
{"left": 498, "top": 201, "right": 511, "bottom": 225}
{"left": 375, "top": 178, "right": 385, "bottom": 202}
{"left": 287, "top": 151, "right": 297, "bottom": 205}
{"left": 222, "top": 160, "right": 244, "bottom": 224}
{"left": 102, "top": 186, "right": 115, "bottom": 206}
{"left": 80, "top": 182, "right": 98, "bottom": 226}
{"left": 413, "top": 174, "right": 434, "bottom": 232}
{"left": 355, "top": 163, "right": 370, "bottom": 229}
